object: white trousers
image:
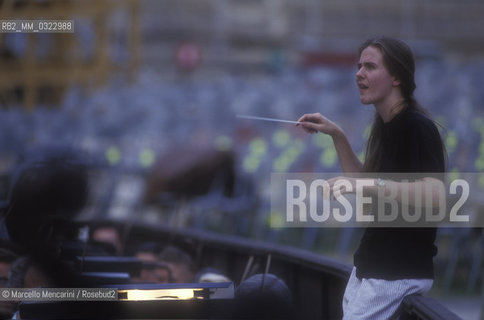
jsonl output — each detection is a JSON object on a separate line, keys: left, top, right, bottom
{"left": 342, "top": 267, "right": 433, "bottom": 320}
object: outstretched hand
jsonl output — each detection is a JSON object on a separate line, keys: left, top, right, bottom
{"left": 297, "top": 113, "right": 342, "bottom": 137}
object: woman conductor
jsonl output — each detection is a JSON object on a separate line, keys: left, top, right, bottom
{"left": 298, "top": 38, "right": 446, "bottom": 319}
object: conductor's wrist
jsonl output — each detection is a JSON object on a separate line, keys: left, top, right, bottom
{"left": 330, "top": 127, "right": 344, "bottom": 140}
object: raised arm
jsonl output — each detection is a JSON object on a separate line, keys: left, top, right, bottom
{"left": 298, "top": 113, "right": 363, "bottom": 173}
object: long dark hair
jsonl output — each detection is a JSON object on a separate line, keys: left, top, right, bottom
{"left": 360, "top": 38, "right": 443, "bottom": 172}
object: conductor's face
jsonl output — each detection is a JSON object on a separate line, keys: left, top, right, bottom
{"left": 356, "top": 46, "right": 397, "bottom": 106}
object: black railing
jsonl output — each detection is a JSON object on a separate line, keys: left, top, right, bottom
{"left": 401, "top": 295, "right": 461, "bottom": 320}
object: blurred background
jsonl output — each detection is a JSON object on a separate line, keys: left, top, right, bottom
{"left": 0, "top": 0, "right": 483, "bottom": 318}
